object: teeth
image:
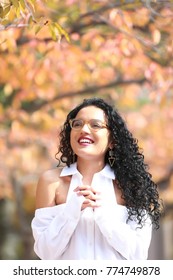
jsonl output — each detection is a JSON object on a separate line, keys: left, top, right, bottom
{"left": 79, "top": 139, "right": 92, "bottom": 144}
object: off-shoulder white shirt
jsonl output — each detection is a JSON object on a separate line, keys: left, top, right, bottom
{"left": 31, "top": 163, "right": 152, "bottom": 260}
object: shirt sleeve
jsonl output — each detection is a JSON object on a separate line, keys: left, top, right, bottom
{"left": 31, "top": 192, "right": 85, "bottom": 260}
{"left": 94, "top": 204, "right": 152, "bottom": 260}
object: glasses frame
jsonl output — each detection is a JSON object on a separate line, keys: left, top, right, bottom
{"left": 69, "top": 118, "right": 108, "bottom": 131}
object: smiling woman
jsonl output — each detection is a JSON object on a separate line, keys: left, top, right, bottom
{"left": 31, "top": 97, "right": 163, "bottom": 260}
{"left": 69, "top": 105, "right": 111, "bottom": 168}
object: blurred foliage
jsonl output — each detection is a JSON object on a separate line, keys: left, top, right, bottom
{"left": 0, "top": 0, "right": 173, "bottom": 259}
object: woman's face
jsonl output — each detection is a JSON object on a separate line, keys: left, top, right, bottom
{"left": 70, "top": 106, "right": 111, "bottom": 163}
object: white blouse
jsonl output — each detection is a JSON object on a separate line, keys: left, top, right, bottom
{"left": 31, "top": 163, "right": 152, "bottom": 260}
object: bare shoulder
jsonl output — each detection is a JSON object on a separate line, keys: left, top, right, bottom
{"left": 35, "top": 167, "right": 64, "bottom": 209}
{"left": 39, "top": 167, "right": 63, "bottom": 184}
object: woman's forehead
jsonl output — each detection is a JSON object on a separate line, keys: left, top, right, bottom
{"left": 76, "top": 106, "right": 106, "bottom": 119}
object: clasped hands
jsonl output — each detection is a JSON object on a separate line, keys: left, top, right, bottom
{"left": 74, "top": 185, "right": 101, "bottom": 210}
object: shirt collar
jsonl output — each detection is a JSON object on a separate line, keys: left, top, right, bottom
{"left": 60, "top": 162, "right": 115, "bottom": 179}
{"left": 60, "top": 162, "right": 80, "bottom": 177}
{"left": 98, "top": 164, "right": 115, "bottom": 179}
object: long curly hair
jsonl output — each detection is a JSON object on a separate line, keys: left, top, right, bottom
{"left": 56, "top": 97, "right": 163, "bottom": 229}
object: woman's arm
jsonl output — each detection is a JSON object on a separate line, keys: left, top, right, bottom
{"left": 94, "top": 205, "right": 152, "bottom": 260}
{"left": 31, "top": 192, "right": 84, "bottom": 259}
{"left": 31, "top": 171, "right": 85, "bottom": 259}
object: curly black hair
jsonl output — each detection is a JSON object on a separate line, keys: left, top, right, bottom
{"left": 56, "top": 97, "right": 163, "bottom": 229}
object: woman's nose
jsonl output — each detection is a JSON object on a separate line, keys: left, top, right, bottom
{"left": 81, "top": 123, "right": 90, "bottom": 132}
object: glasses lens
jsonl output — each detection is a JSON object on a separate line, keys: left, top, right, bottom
{"left": 70, "top": 119, "right": 107, "bottom": 131}
{"left": 71, "top": 119, "right": 83, "bottom": 129}
{"left": 89, "top": 120, "right": 105, "bottom": 130}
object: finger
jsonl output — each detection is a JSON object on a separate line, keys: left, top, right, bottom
{"left": 77, "top": 185, "right": 98, "bottom": 194}
{"left": 81, "top": 199, "right": 101, "bottom": 210}
{"left": 77, "top": 191, "right": 97, "bottom": 201}
{"left": 77, "top": 188, "right": 101, "bottom": 195}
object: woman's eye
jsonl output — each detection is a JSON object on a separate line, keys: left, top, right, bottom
{"left": 91, "top": 122, "right": 102, "bottom": 128}
{"left": 73, "top": 121, "right": 82, "bottom": 127}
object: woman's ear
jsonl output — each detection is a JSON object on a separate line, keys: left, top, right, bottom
{"left": 108, "top": 141, "right": 114, "bottom": 150}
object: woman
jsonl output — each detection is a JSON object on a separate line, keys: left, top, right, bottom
{"left": 31, "top": 97, "right": 162, "bottom": 260}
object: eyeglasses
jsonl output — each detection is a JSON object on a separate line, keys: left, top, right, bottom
{"left": 69, "top": 119, "right": 108, "bottom": 131}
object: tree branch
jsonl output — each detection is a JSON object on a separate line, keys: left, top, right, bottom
{"left": 22, "top": 77, "right": 146, "bottom": 113}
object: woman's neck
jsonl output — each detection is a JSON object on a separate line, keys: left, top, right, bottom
{"left": 76, "top": 158, "right": 105, "bottom": 185}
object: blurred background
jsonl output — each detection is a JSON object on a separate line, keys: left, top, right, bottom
{"left": 0, "top": 0, "right": 173, "bottom": 260}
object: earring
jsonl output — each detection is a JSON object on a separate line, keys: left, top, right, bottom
{"left": 108, "top": 149, "right": 115, "bottom": 167}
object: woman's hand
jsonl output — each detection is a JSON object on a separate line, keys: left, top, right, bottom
{"left": 74, "top": 185, "right": 101, "bottom": 210}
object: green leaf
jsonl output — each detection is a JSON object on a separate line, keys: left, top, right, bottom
{"left": 48, "top": 23, "right": 59, "bottom": 41}
{"left": 35, "top": 24, "right": 43, "bottom": 35}
{"left": 11, "top": 0, "right": 19, "bottom": 9}
{"left": 3, "top": 5, "right": 11, "bottom": 17}
{"left": 19, "top": 0, "right": 26, "bottom": 10}
{"left": 54, "top": 22, "right": 71, "bottom": 43}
